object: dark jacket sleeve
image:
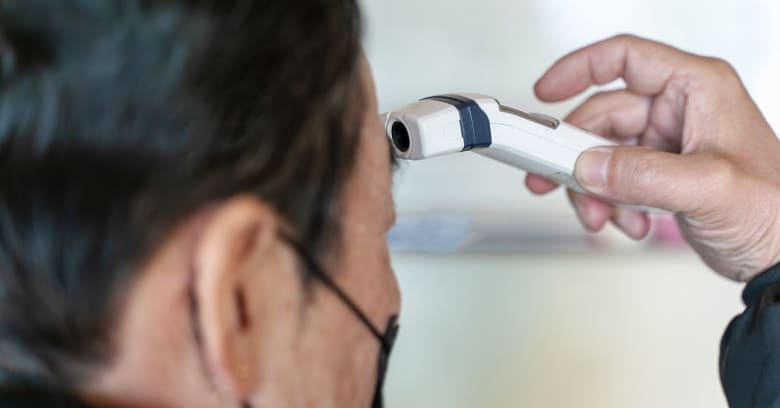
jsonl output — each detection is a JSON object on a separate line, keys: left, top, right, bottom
{"left": 721, "top": 264, "right": 780, "bottom": 408}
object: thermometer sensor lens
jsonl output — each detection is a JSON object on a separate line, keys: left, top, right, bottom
{"left": 391, "top": 121, "right": 411, "bottom": 153}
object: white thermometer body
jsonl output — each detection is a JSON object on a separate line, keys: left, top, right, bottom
{"left": 384, "top": 93, "right": 615, "bottom": 193}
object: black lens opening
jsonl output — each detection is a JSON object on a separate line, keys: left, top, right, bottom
{"left": 391, "top": 122, "right": 410, "bottom": 153}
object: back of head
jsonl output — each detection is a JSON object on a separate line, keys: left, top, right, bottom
{"left": 0, "top": 0, "right": 362, "bottom": 389}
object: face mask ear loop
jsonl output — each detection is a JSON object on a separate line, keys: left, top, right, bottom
{"left": 278, "top": 232, "right": 389, "bottom": 348}
{"left": 277, "top": 232, "right": 400, "bottom": 408}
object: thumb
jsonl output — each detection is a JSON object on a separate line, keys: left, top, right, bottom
{"left": 575, "top": 145, "right": 728, "bottom": 213}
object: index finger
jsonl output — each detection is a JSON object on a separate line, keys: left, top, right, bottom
{"left": 535, "top": 34, "right": 701, "bottom": 102}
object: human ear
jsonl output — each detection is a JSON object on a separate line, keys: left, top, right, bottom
{"left": 192, "top": 195, "right": 302, "bottom": 401}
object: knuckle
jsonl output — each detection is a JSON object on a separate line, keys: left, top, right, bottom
{"left": 699, "top": 56, "right": 739, "bottom": 82}
{"left": 709, "top": 57, "right": 735, "bottom": 72}
{"left": 629, "top": 151, "right": 662, "bottom": 188}
{"left": 705, "top": 156, "right": 740, "bottom": 195}
{"left": 606, "top": 147, "right": 664, "bottom": 193}
{"left": 611, "top": 33, "right": 640, "bottom": 44}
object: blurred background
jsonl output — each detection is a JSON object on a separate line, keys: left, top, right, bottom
{"left": 362, "top": 0, "right": 780, "bottom": 406}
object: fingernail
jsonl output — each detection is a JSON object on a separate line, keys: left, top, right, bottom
{"left": 576, "top": 147, "right": 613, "bottom": 191}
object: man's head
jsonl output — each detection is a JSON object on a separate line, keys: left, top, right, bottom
{"left": 0, "top": 1, "right": 400, "bottom": 407}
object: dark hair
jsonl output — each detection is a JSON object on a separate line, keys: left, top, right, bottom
{"left": 0, "top": 0, "right": 364, "bottom": 388}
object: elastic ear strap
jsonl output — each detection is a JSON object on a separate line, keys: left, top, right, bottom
{"left": 278, "top": 233, "right": 390, "bottom": 348}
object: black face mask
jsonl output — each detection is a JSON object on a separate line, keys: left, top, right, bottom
{"left": 187, "top": 234, "right": 400, "bottom": 408}
{"left": 280, "top": 235, "right": 399, "bottom": 408}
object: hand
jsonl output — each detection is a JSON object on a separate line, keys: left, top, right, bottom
{"left": 527, "top": 34, "right": 780, "bottom": 282}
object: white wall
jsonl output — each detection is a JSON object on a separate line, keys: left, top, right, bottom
{"left": 362, "top": 0, "right": 777, "bottom": 407}
{"left": 387, "top": 253, "right": 740, "bottom": 408}
{"left": 365, "top": 0, "right": 780, "bottom": 218}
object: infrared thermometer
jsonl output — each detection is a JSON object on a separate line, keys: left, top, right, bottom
{"left": 383, "top": 93, "right": 615, "bottom": 193}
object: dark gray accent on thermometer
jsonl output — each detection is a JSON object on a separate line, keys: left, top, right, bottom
{"left": 422, "top": 94, "right": 492, "bottom": 151}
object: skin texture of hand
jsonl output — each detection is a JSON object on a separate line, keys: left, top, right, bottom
{"left": 526, "top": 34, "right": 780, "bottom": 282}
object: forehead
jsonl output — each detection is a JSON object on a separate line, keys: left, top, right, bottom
{"left": 340, "top": 58, "right": 394, "bottom": 231}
